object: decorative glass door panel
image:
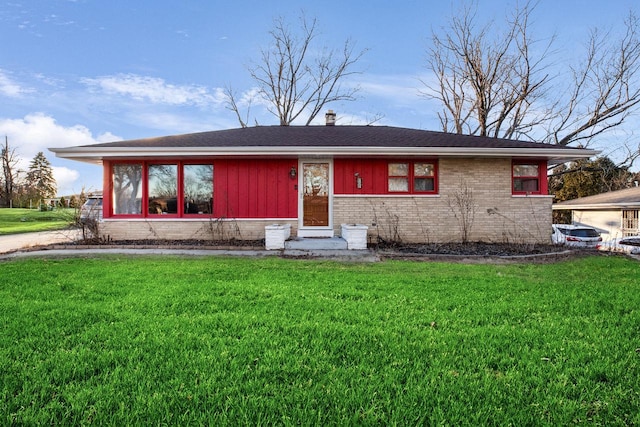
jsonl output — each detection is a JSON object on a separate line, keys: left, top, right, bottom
{"left": 302, "top": 163, "right": 329, "bottom": 226}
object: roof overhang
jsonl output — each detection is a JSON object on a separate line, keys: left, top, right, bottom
{"left": 553, "top": 202, "right": 640, "bottom": 210}
{"left": 50, "top": 145, "right": 598, "bottom": 165}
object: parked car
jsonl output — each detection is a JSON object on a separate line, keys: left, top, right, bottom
{"left": 551, "top": 224, "right": 602, "bottom": 247}
{"left": 597, "top": 236, "right": 640, "bottom": 254}
{"left": 80, "top": 195, "right": 103, "bottom": 223}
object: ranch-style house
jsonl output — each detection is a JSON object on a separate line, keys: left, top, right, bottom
{"left": 51, "top": 112, "right": 596, "bottom": 245}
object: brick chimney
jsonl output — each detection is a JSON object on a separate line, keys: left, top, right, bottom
{"left": 325, "top": 110, "right": 336, "bottom": 126}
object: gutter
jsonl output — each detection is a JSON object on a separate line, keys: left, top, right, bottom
{"left": 50, "top": 145, "right": 598, "bottom": 164}
{"left": 553, "top": 203, "right": 640, "bottom": 210}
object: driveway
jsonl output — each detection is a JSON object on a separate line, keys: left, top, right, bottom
{"left": 0, "top": 229, "right": 82, "bottom": 254}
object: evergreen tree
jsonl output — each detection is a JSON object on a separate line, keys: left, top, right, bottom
{"left": 26, "top": 152, "right": 57, "bottom": 202}
{"left": 549, "top": 157, "right": 632, "bottom": 203}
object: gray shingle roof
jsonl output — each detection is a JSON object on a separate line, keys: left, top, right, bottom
{"left": 555, "top": 186, "right": 640, "bottom": 208}
{"left": 51, "top": 125, "right": 598, "bottom": 165}
{"left": 85, "top": 125, "right": 575, "bottom": 150}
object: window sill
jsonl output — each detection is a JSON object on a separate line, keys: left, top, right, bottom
{"left": 334, "top": 194, "right": 441, "bottom": 198}
{"left": 511, "top": 194, "right": 553, "bottom": 198}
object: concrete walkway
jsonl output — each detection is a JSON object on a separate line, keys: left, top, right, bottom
{"left": 0, "top": 232, "right": 380, "bottom": 262}
{"left": 3, "top": 233, "right": 635, "bottom": 264}
{"left": 0, "top": 229, "right": 83, "bottom": 254}
{"left": 0, "top": 247, "right": 380, "bottom": 262}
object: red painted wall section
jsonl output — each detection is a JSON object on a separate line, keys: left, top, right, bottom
{"left": 540, "top": 161, "right": 549, "bottom": 195}
{"left": 215, "top": 159, "right": 298, "bottom": 218}
{"left": 102, "top": 158, "right": 297, "bottom": 219}
{"left": 103, "top": 160, "right": 112, "bottom": 217}
{"left": 334, "top": 158, "right": 389, "bottom": 194}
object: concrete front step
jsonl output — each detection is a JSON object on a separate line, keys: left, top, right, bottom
{"left": 285, "top": 237, "right": 348, "bottom": 250}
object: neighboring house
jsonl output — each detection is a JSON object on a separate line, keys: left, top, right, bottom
{"left": 51, "top": 113, "right": 595, "bottom": 244}
{"left": 553, "top": 186, "right": 640, "bottom": 239}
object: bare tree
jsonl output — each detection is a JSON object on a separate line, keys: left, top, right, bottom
{"left": 223, "top": 85, "right": 251, "bottom": 128}
{"left": 422, "top": 1, "right": 552, "bottom": 140}
{"left": 423, "top": 3, "right": 640, "bottom": 162}
{"left": 226, "top": 14, "right": 368, "bottom": 126}
{"left": 0, "top": 136, "right": 20, "bottom": 207}
{"left": 550, "top": 11, "right": 640, "bottom": 147}
{"left": 447, "top": 180, "right": 477, "bottom": 243}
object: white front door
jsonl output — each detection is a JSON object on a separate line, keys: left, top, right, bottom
{"left": 298, "top": 160, "right": 334, "bottom": 237}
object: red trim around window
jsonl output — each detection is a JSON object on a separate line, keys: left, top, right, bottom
{"left": 512, "top": 160, "right": 548, "bottom": 195}
{"left": 147, "top": 163, "right": 180, "bottom": 218}
{"left": 334, "top": 159, "right": 439, "bottom": 195}
{"left": 182, "top": 163, "right": 214, "bottom": 217}
{"left": 106, "top": 160, "right": 215, "bottom": 219}
{"left": 105, "top": 160, "right": 145, "bottom": 218}
{"left": 387, "top": 161, "right": 438, "bottom": 194}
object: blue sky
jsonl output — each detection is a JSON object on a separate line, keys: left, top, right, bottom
{"left": 0, "top": 0, "right": 637, "bottom": 196}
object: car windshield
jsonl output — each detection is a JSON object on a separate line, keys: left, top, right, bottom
{"left": 569, "top": 228, "right": 599, "bottom": 238}
{"left": 84, "top": 199, "right": 102, "bottom": 207}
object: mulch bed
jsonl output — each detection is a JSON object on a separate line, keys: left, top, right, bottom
{"left": 375, "top": 241, "right": 573, "bottom": 257}
{"left": 64, "top": 238, "right": 266, "bottom": 250}
{"left": 59, "top": 238, "right": 602, "bottom": 263}
{"left": 373, "top": 242, "right": 594, "bottom": 264}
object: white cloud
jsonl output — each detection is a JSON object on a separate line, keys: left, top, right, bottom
{"left": 132, "top": 111, "right": 236, "bottom": 134}
{"left": 96, "top": 131, "right": 123, "bottom": 143}
{"left": 81, "top": 73, "right": 224, "bottom": 106}
{"left": 52, "top": 166, "right": 80, "bottom": 196}
{"left": 358, "top": 73, "right": 425, "bottom": 106}
{"left": 0, "top": 70, "right": 30, "bottom": 97}
{"left": 0, "top": 113, "right": 118, "bottom": 195}
{"left": 33, "top": 72, "right": 64, "bottom": 88}
{"left": 0, "top": 113, "right": 109, "bottom": 158}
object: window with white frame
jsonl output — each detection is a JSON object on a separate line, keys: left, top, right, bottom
{"left": 622, "top": 210, "right": 639, "bottom": 236}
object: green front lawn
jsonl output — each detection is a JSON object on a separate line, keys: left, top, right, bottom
{"left": 1, "top": 255, "right": 639, "bottom": 425}
{"left": 0, "top": 208, "right": 76, "bottom": 235}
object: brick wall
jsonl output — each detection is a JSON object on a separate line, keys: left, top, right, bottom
{"left": 334, "top": 158, "right": 552, "bottom": 244}
{"left": 99, "top": 219, "right": 297, "bottom": 242}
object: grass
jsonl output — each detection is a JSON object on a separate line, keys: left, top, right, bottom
{"left": 0, "top": 208, "right": 76, "bottom": 235}
{"left": 1, "top": 255, "right": 639, "bottom": 425}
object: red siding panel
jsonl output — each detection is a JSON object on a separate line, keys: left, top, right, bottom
{"left": 336, "top": 158, "right": 440, "bottom": 195}
{"left": 335, "top": 158, "right": 394, "bottom": 194}
{"left": 215, "top": 159, "right": 297, "bottom": 218}
{"left": 103, "top": 160, "right": 112, "bottom": 218}
{"left": 540, "top": 161, "right": 549, "bottom": 195}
